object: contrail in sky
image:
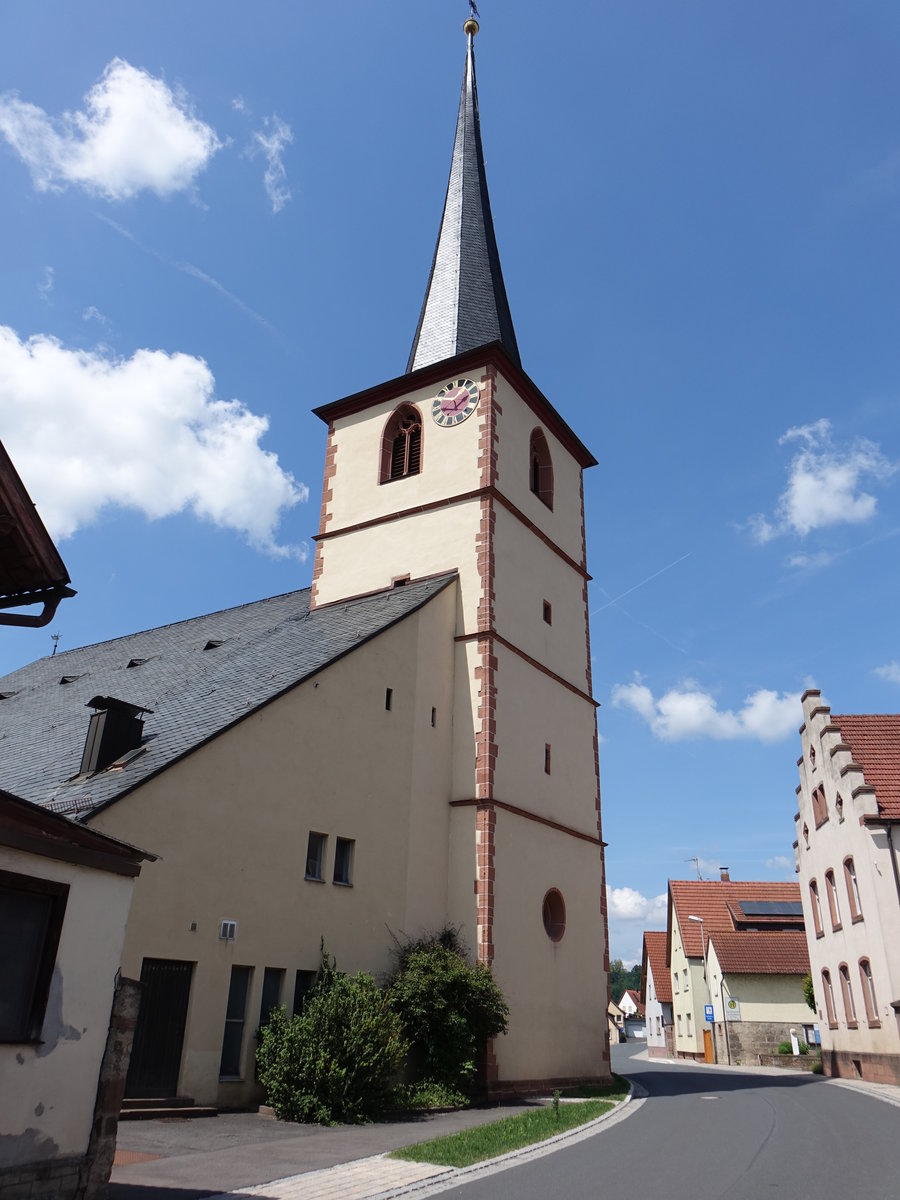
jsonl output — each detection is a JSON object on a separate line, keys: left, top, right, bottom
{"left": 591, "top": 552, "right": 692, "bottom": 617}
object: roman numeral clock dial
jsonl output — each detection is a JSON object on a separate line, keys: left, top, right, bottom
{"left": 431, "top": 378, "right": 480, "bottom": 426}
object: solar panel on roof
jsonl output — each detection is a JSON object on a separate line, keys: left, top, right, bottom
{"left": 738, "top": 901, "right": 803, "bottom": 918}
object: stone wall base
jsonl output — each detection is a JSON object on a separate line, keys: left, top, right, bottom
{"left": 823, "top": 1049, "right": 900, "bottom": 1086}
{"left": 713, "top": 1020, "right": 806, "bottom": 1065}
{"left": 0, "top": 1155, "right": 87, "bottom": 1200}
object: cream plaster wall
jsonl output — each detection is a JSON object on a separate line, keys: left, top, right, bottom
{"left": 491, "top": 504, "right": 589, "bottom": 691}
{"left": 705, "top": 943, "right": 809, "bottom": 1025}
{"left": 313, "top": 499, "right": 481, "bottom": 615}
{"left": 668, "top": 913, "right": 705, "bottom": 1055}
{"left": 0, "top": 847, "right": 134, "bottom": 1168}
{"left": 88, "top": 589, "right": 457, "bottom": 1108}
{"left": 325, "top": 380, "right": 484, "bottom": 531}
{"left": 491, "top": 375, "right": 585, "bottom": 565}
{"left": 486, "top": 810, "right": 609, "bottom": 1082}
{"left": 491, "top": 645, "right": 598, "bottom": 835}
{"left": 795, "top": 693, "right": 900, "bottom": 1064}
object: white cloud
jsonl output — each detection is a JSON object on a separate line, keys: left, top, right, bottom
{"left": 0, "top": 59, "right": 220, "bottom": 200}
{"left": 608, "top": 887, "right": 668, "bottom": 923}
{"left": 611, "top": 675, "right": 800, "bottom": 742}
{"left": 766, "top": 855, "right": 795, "bottom": 877}
{"left": 82, "top": 305, "right": 109, "bottom": 327}
{"left": 248, "top": 115, "right": 293, "bottom": 213}
{"left": 232, "top": 96, "right": 246, "bottom": 114}
{"left": 0, "top": 325, "right": 307, "bottom": 557}
{"left": 787, "top": 550, "right": 834, "bottom": 570}
{"left": 874, "top": 661, "right": 900, "bottom": 684}
{"left": 37, "top": 265, "right": 54, "bottom": 301}
{"left": 747, "top": 418, "right": 896, "bottom": 544}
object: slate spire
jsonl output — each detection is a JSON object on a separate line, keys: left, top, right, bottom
{"left": 406, "top": 19, "right": 520, "bottom": 373}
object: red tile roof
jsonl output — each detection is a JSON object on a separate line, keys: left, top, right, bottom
{"left": 832, "top": 714, "right": 900, "bottom": 821}
{"left": 643, "top": 930, "right": 671, "bottom": 1003}
{"left": 668, "top": 880, "right": 802, "bottom": 960}
{"left": 709, "top": 931, "right": 809, "bottom": 976}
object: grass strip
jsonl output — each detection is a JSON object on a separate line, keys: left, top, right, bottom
{"left": 559, "top": 1074, "right": 629, "bottom": 1100}
{"left": 389, "top": 1099, "right": 613, "bottom": 1168}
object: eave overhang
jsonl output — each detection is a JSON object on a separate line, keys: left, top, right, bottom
{"left": 312, "top": 342, "right": 598, "bottom": 470}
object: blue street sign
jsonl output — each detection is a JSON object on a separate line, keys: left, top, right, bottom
{"left": 704, "top": 1004, "right": 714, "bottom": 1022}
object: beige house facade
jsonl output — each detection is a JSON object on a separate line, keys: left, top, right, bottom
{"left": 794, "top": 689, "right": 900, "bottom": 1084}
{"left": 0, "top": 791, "right": 151, "bottom": 1199}
{"left": 0, "top": 23, "right": 610, "bottom": 1108}
{"left": 667, "top": 877, "right": 808, "bottom": 1063}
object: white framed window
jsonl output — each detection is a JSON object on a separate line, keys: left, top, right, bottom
{"left": 677, "top": 1014, "right": 683, "bottom": 1037}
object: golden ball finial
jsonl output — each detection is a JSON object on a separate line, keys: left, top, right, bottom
{"left": 464, "top": 17, "right": 479, "bottom": 36}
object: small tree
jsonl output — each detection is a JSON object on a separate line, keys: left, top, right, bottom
{"left": 802, "top": 972, "right": 816, "bottom": 1012}
{"left": 387, "top": 928, "right": 509, "bottom": 1096}
{"left": 257, "top": 946, "right": 406, "bottom": 1124}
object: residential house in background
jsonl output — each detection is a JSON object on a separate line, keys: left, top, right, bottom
{"left": 668, "top": 876, "right": 810, "bottom": 1063}
{"left": 641, "top": 930, "right": 672, "bottom": 1058}
{"left": 0, "top": 22, "right": 610, "bottom": 1109}
{"left": 619, "top": 988, "right": 646, "bottom": 1040}
{"left": 0, "top": 789, "right": 152, "bottom": 1200}
{"left": 794, "top": 689, "right": 900, "bottom": 1084}
{"left": 607, "top": 996, "right": 625, "bottom": 1045}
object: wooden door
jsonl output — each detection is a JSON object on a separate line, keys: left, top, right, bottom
{"left": 125, "top": 958, "right": 193, "bottom": 1098}
{"left": 703, "top": 1027, "right": 714, "bottom": 1063}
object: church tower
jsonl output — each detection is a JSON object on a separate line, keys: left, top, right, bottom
{"left": 311, "top": 19, "right": 610, "bottom": 1088}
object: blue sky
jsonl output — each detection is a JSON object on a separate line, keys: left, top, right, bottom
{"left": 2, "top": 2, "right": 900, "bottom": 965}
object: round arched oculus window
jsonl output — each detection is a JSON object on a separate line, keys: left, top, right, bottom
{"left": 542, "top": 889, "right": 566, "bottom": 942}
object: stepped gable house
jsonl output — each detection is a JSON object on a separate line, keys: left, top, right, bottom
{"left": 795, "top": 689, "right": 900, "bottom": 1084}
{"left": 0, "top": 19, "right": 611, "bottom": 1108}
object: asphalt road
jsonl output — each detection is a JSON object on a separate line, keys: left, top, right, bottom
{"left": 442, "top": 1044, "right": 900, "bottom": 1200}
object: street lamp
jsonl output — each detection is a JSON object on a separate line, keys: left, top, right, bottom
{"left": 688, "top": 914, "right": 716, "bottom": 1063}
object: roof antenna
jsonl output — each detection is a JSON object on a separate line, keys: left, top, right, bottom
{"left": 51, "top": 632, "right": 60, "bottom": 657}
{"left": 468, "top": 0, "right": 480, "bottom": 18}
{"left": 685, "top": 856, "right": 702, "bottom": 880}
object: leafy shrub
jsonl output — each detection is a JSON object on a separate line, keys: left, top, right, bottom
{"left": 811, "top": 1059, "right": 824, "bottom": 1074}
{"left": 387, "top": 928, "right": 509, "bottom": 1095}
{"left": 257, "top": 949, "right": 406, "bottom": 1124}
{"left": 798, "top": 1042, "right": 809, "bottom": 1055}
{"left": 777, "top": 1041, "right": 793, "bottom": 1055}
{"left": 802, "top": 972, "right": 816, "bottom": 1012}
{"left": 391, "top": 1080, "right": 469, "bottom": 1110}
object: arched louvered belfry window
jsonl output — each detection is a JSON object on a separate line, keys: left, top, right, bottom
{"left": 380, "top": 404, "right": 422, "bottom": 483}
{"left": 529, "top": 428, "right": 553, "bottom": 509}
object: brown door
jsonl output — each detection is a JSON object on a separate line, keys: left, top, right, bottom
{"left": 703, "top": 1027, "right": 714, "bottom": 1063}
{"left": 125, "top": 958, "right": 193, "bottom": 1098}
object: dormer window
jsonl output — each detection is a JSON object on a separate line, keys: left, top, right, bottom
{"left": 381, "top": 405, "right": 422, "bottom": 483}
{"left": 809, "top": 746, "right": 816, "bottom": 772}
{"left": 529, "top": 428, "right": 553, "bottom": 509}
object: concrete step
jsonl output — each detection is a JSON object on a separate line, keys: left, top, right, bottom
{"left": 120, "top": 1097, "right": 218, "bottom": 1120}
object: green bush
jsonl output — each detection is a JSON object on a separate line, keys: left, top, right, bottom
{"left": 391, "top": 1080, "right": 469, "bottom": 1110}
{"left": 387, "top": 928, "right": 509, "bottom": 1096}
{"left": 798, "top": 1042, "right": 809, "bottom": 1055}
{"left": 256, "top": 949, "right": 406, "bottom": 1124}
{"left": 802, "top": 972, "right": 816, "bottom": 1012}
{"left": 777, "top": 1041, "right": 793, "bottom": 1055}
{"left": 811, "top": 1059, "right": 824, "bottom": 1074}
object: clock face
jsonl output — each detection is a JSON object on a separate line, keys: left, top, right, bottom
{"left": 431, "top": 378, "right": 480, "bottom": 426}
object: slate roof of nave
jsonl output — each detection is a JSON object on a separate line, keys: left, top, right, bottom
{"left": 0, "top": 574, "right": 456, "bottom": 818}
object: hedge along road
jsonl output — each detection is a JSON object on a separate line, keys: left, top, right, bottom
{"left": 433, "top": 1045, "right": 900, "bottom": 1200}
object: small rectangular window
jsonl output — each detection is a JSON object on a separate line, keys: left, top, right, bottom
{"left": 431, "top": 707, "right": 436, "bottom": 728}
{"left": 258, "top": 967, "right": 285, "bottom": 1029}
{"left": 544, "top": 744, "right": 551, "bottom": 775}
{"left": 385, "top": 688, "right": 393, "bottom": 711}
{"left": 219, "top": 965, "right": 252, "bottom": 1079}
{"left": 333, "top": 837, "right": 354, "bottom": 886}
{"left": 305, "top": 832, "right": 326, "bottom": 881}
{"left": 683, "top": 969, "right": 689, "bottom": 993}
{"left": 677, "top": 1014, "right": 683, "bottom": 1036}
{"left": 293, "top": 969, "right": 317, "bottom": 1016}
{"left": 686, "top": 1012, "right": 692, "bottom": 1036}
{"left": 542, "top": 600, "right": 552, "bottom": 625}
